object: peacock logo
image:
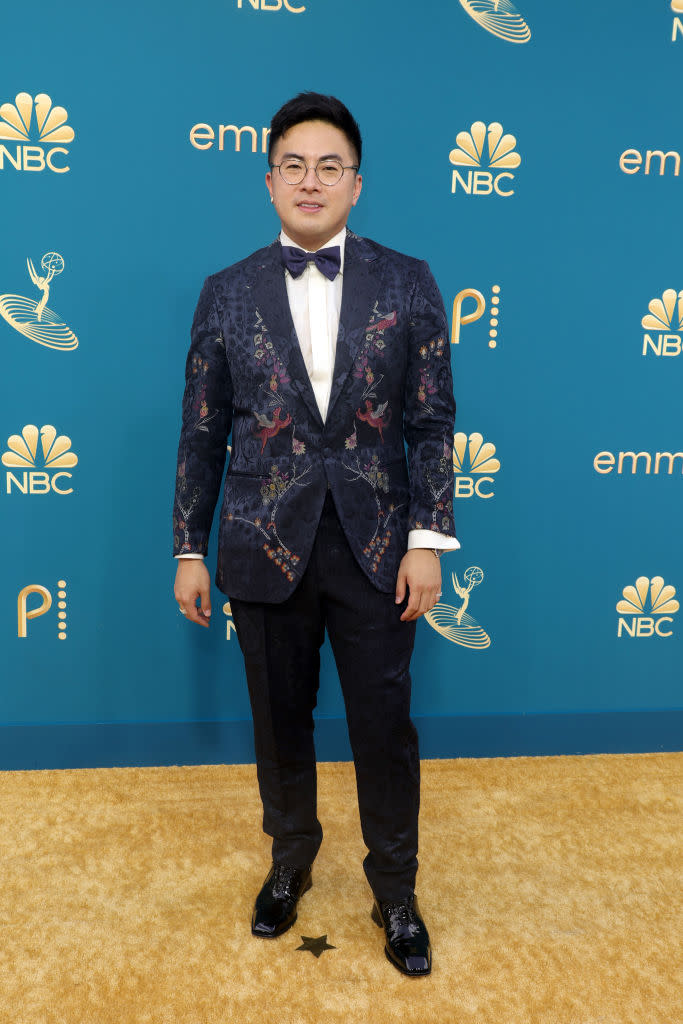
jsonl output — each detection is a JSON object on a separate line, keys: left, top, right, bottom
{"left": 425, "top": 566, "right": 491, "bottom": 649}
{"left": 616, "top": 576, "right": 679, "bottom": 638}
{"left": 0, "top": 93, "right": 74, "bottom": 143}
{"left": 449, "top": 122, "right": 521, "bottom": 170}
{"left": 3, "top": 425, "right": 78, "bottom": 495}
{"left": 458, "top": 0, "right": 531, "bottom": 44}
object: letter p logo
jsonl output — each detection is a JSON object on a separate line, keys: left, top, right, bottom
{"left": 452, "top": 289, "right": 485, "bottom": 345}
{"left": 17, "top": 585, "right": 52, "bottom": 638}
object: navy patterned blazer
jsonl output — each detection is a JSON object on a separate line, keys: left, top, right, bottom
{"left": 173, "top": 231, "right": 456, "bottom": 603}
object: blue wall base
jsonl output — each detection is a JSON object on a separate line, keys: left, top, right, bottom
{"left": 1, "top": 710, "right": 680, "bottom": 771}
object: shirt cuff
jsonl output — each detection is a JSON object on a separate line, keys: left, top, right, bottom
{"left": 175, "top": 553, "right": 205, "bottom": 560}
{"left": 407, "top": 529, "right": 461, "bottom": 552}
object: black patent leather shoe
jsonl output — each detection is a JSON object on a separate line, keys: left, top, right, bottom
{"left": 371, "top": 894, "right": 432, "bottom": 976}
{"left": 251, "top": 863, "right": 312, "bottom": 938}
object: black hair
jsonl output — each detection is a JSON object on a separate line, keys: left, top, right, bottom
{"left": 268, "top": 92, "right": 362, "bottom": 168}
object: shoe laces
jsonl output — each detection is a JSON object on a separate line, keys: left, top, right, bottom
{"left": 382, "top": 897, "right": 421, "bottom": 938}
{"left": 271, "top": 864, "right": 303, "bottom": 899}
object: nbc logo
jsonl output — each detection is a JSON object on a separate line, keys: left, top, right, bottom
{"left": 453, "top": 433, "right": 500, "bottom": 499}
{"left": 673, "top": 0, "right": 683, "bottom": 42}
{"left": 17, "top": 580, "right": 69, "bottom": 639}
{"left": 0, "top": 93, "right": 74, "bottom": 173}
{"left": 452, "top": 285, "right": 501, "bottom": 348}
{"left": 641, "top": 289, "right": 683, "bottom": 357}
{"left": 425, "top": 566, "right": 491, "bottom": 649}
{"left": 237, "top": 0, "right": 305, "bottom": 10}
{"left": 616, "top": 576, "right": 679, "bottom": 638}
{"left": 0, "top": 253, "right": 78, "bottom": 351}
{"left": 3, "top": 425, "right": 78, "bottom": 495}
{"left": 449, "top": 122, "right": 521, "bottom": 197}
{"left": 223, "top": 601, "right": 237, "bottom": 640}
{"left": 459, "top": 0, "right": 531, "bottom": 44}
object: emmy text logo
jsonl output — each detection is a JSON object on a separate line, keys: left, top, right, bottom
{"left": 237, "top": 0, "right": 305, "bottom": 10}
{"left": 17, "top": 579, "right": 68, "bottom": 639}
{"left": 190, "top": 122, "right": 270, "bottom": 153}
{"left": 594, "top": 449, "right": 683, "bottom": 476}
{"left": 0, "top": 253, "right": 77, "bottom": 351}
{"left": 449, "top": 122, "right": 520, "bottom": 197}
{"left": 425, "top": 566, "right": 491, "bottom": 649}
{"left": 3, "top": 425, "right": 77, "bottom": 495}
{"left": 673, "top": 0, "right": 683, "bottom": 41}
{"left": 0, "top": 93, "right": 73, "bottom": 173}
{"left": 619, "top": 147, "right": 680, "bottom": 177}
{"left": 452, "top": 285, "right": 501, "bottom": 347}
{"left": 459, "top": 0, "right": 531, "bottom": 44}
{"left": 641, "top": 289, "right": 683, "bottom": 357}
{"left": 616, "top": 576, "right": 678, "bottom": 638}
{"left": 453, "top": 433, "right": 500, "bottom": 499}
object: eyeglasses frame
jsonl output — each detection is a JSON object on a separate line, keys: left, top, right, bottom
{"left": 269, "top": 159, "right": 360, "bottom": 187}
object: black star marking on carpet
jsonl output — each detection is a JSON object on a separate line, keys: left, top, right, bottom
{"left": 296, "top": 934, "right": 337, "bottom": 958}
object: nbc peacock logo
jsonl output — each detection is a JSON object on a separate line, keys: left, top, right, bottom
{"left": 641, "top": 288, "right": 683, "bottom": 357}
{"left": 616, "top": 576, "right": 679, "bottom": 638}
{"left": 453, "top": 432, "right": 500, "bottom": 499}
{"left": 425, "top": 566, "right": 491, "bottom": 649}
{"left": 0, "top": 92, "right": 74, "bottom": 173}
{"left": 459, "top": 1, "right": 531, "bottom": 44}
{"left": 449, "top": 122, "right": 521, "bottom": 197}
{"left": 3, "top": 424, "right": 78, "bottom": 495}
{"left": 0, "top": 253, "right": 78, "bottom": 351}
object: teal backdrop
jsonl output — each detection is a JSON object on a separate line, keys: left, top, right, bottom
{"left": 1, "top": 0, "right": 681, "bottom": 769}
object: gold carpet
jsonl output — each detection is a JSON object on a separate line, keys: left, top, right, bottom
{"left": 0, "top": 753, "right": 680, "bottom": 1024}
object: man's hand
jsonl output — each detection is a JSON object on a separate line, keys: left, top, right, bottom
{"left": 174, "top": 559, "right": 212, "bottom": 628}
{"left": 395, "top": 549, "right": 442, "bottom": 622}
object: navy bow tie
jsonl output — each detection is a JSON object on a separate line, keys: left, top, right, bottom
{"left": 281, "top": 244, "right": 341, "bottom": 281}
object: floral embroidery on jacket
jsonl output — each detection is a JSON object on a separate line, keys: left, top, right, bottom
{"left": 189, "top": 353, "right": 219, "bottom": 432}
{"left": 342, "top": 453, "right": 403, "bottom": 573}
{"left": 227, "top": 464, "right": 311, "bottom": 582}
{"left": 416, "top": 336, "right": 447, "bottom": 417}
{"left": 253, "top": 309, "right": 290, "bottom": 408}
{"left": 352, "top": 303, "right": 396, "bottom": 398}
{"left": 173, "top": 461, "right": 200, "bottom": 553}
{"left": 425, "top": 439, "right": 455, "bottom": 533}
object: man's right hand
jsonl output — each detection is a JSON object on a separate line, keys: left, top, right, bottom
{"left": 174, "top": 559, "right": 212, "bottom": 628}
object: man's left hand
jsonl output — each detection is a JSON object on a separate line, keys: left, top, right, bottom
{"left": 395, "top": 549, "right": 442, "bottom": 622}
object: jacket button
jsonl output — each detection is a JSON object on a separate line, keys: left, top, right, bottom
{"left": 323, "top": 447, "right": 333, "bottom": 458}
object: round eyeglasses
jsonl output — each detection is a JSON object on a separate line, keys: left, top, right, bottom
{"left": 270, "top": 158, "right": 359, "bottom": 187}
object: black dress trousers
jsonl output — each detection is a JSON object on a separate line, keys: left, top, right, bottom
{"left": 230, "top": 490, "right": 420, "bottom": 901}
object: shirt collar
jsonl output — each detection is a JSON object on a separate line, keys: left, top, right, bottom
{"left": 280, "top": 226, "right": 346, "bottom": 276}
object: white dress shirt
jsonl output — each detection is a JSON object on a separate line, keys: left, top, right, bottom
{"left": 177, "top": 227, "right": 460, "bottom": 557}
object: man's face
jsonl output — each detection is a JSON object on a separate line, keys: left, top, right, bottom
{"left": 266, "top": 119, "right": 362, "bottom": 251}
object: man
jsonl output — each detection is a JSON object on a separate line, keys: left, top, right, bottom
{"left": 173, "top": 93, "right": 459, "bottom": 976}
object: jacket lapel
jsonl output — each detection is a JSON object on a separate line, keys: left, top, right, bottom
{"left": 248, "top": 241, "right": 324, "bottom": 429}
{"left": 326, "top": 232, "right": 381, "bottom": 422}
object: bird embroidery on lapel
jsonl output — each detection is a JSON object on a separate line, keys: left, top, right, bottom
{"left": 356, "top": 400, "right": 392, "bottom": 442}
{"left": 367, "top": 309, "right": 397, "bottom": 334}
{"left": 254, "top": 408, "right": 292, "bottom": 452}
